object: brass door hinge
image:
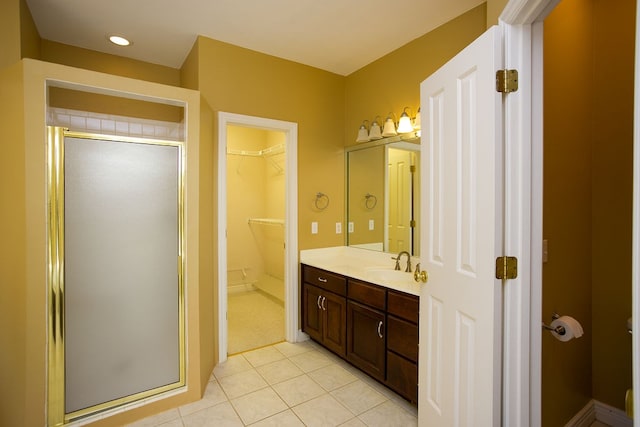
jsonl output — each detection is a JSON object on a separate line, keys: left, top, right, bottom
{"left": 410, "top": 220, "right": 416, "bottom": 228}
{"left": 496, "top": 256, "right": 518, "bottom": 280}
{"left": 496, "top": 69, "right": 518, "bottom": 93}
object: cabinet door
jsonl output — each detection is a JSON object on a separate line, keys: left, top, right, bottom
{"left": 347, "top": 301, "right": 386, "bottom": 381}
{"left": 303, "top": 284, "right": 323, "bottom": 343}
{"left": 387, "top": 350, "right": 418, "bottom": 403}
{"left": 322, "top": 291, "right": 347, "bottom": 357}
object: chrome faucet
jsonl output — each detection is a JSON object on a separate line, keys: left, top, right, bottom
{"left": 392, "top": 251, "right": 412, "bottom": 272}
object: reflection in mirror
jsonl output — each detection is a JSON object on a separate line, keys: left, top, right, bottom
{"left": 346, "top": 137, "right": 420, "bottom": 256}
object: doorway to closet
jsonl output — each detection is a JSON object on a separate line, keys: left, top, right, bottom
{"left": 217, "top": 112, "right": 299, "bottom": 361}
{"left": 226, "top": 125, "right": 286, "bottom": 354}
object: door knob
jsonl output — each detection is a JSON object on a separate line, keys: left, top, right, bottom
{"left": 414, "top": 263, "right": 428, "bottom": 283}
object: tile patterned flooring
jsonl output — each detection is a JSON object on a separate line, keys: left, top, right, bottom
{"left": 128, "top": 340, "right": 417, "bottom": 426}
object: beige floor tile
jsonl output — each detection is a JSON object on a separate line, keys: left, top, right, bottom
{"left": 256, "top": 358, "right": 304, "bottom": 385}
{"left": 292, "top": 394, "right": 355, "bottom": 427}
{"left": 178, "top": 381, "right": 228, "bottom": 417}
{"left": 308, "top": 363, "right": 358, "bottom": 391}
{"left": 273, "top": 340, "right": 316, "bottom": 357}
{"left": 340, "top": 417, "right": 368, "bottom": 427}
{"left": 230, "top": 387, "right": 288, "bottom": 425}
{"left": 125, "top": 408, "right": 181, "bottom": 426}
{"left": 358, "top": 400, "right": 418, "bottom": 427}
{"left": 331, "top": 380, "right": 388, "bottom": 415}
{"left": 212, "top": 354, "right": 252, "bottom": 379}
{"left": 158, "top": 420, "right": 184, "bottom": 427}
{"left": 218, "top": 369, "right": 268, "bottom": 399}
{"left": 243, "top": 345, "right": 286, "bottom": 367}
{"left": 272, "top": 374, "right": 326, "bottom": 407}
{"left": 249, "top": 409, "right": 305, "bottom": 426}
{"left": 289, "top": 349, "right": 334, "bottom": 372}
{"left": 181, "top": 401, "right": 243, "bottom": 427}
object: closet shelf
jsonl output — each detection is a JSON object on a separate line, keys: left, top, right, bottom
{"left": 248, "top": 218, "right": 285, "bottom": 226}
{"left": 227, "top": 143, "right": 284, "bottom": 157}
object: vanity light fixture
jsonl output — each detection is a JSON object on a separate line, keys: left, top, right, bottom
{"left": 369, "top": 116, "right": 382, "bottom": 140}
{"left": 356, "top": 120, "right": 370, "bottom": 143}
{"left": 397, "top": 107, "right": 414, "bottom": 134}
{"left": 381, "top": 113, "right": 398, "bottom": 137}
{"left": 108, "top": 34, "right": 132, "bottom": 46}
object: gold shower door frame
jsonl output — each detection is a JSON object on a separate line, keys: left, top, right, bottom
{"left": 46, "top": 127, "right": 186, "bottom": 426}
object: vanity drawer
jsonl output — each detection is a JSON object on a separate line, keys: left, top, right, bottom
{"left": 387, "top": 290, "right": 419, "bottom": 324}
{"left": 387, "top": 315, "right": 418, "bottom": 362}
{"left": 302, "top": 265, "right": 346, "bottom": 296}
{"left": 348, "top": 279, "right": 386, "bottom": 311}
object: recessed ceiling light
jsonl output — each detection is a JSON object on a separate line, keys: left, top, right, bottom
{"left": 108, "top": 35, "right": 131, "bottom": 46}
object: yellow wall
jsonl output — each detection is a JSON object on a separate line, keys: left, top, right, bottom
{"left": 591, "top": 0, "right": 634, "bottom": 409}
{"left": 543, "top": 2, "right": 594, "bottom": 423}
{"left": 344, "top": 4, "right": 486, "bottom": 147}
{"left": 0, "top": 0, "right": 21, "bottom": 68}
{"left": 40, "top": 39, "right": 181, "bottom": 87}
{"left": 543, "top": 0, "right": 634, "bottom": 424}
{"left": 226, "top": 126, "right": 285, "bottom": 286}
{"left": 191, "top": 36, "right": 346, "bottom": 251}
{"left": 0, "top": 61, "right": 27, "bottom": 427}
{"left": 487, "top": 0, "right": 510, "bottom": 26}
{"left": 20, "top": 0, "right": 40, "bottom": 59}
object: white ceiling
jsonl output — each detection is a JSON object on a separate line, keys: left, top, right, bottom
{"left": 25, "top": 0, "right": 484, "bottom": 76}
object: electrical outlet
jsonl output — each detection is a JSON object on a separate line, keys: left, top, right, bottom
{"left": 311, "top": 222, "right": 318, "bottom": 234}
{"left": 335, "top": 222, "right": 342, "bottom": 234}
{"left": 369, "top": 219, "right": 374, "bottom": 230}
{"left": 348, "top": 222, "right": 354, "bottom": 233}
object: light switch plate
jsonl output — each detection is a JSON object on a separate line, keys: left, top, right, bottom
{"left": 311, "top": 222, "right": 318, "bottom": 234}
{"left": 369, "top": 219, "right": 374, "bottom": 230}
{"left": 348, "top": 222, "right": 354, "bottom": 233}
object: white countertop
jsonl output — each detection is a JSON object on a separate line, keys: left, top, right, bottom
{"left": 300, "top": 246, "right": 422, "bottom": 296}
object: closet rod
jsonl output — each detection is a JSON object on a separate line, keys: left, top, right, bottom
{"left": 248, "top": 218, "right": 285, "bottom": 226}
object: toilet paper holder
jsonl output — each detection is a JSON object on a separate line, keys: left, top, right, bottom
{"left": 542, "top": 313, "right": 566, "bottom": 336}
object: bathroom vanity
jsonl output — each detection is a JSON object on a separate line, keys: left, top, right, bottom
{"left": 300, "top": 247, "right": 420, "bottom": 403}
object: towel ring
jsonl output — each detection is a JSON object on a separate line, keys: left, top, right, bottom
{"left": 315, "top": 192, "right": 329, "bottom": 210}
{"left": 365, "top": 193, "right": 377, "bottom": 210}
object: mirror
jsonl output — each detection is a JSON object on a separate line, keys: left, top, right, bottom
{"left": 346, "top": 137, "right": 420, "bottom": 256}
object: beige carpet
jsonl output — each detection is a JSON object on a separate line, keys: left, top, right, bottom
{"left": 227, "top": 290, "right": 285, "bottom": 355}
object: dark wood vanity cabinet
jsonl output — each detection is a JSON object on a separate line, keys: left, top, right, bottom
{"left": 301, "top": 265, "right": 347, "bottom": 356}
{"left": 301, "top": 264, "right": 419, "bottom": 403}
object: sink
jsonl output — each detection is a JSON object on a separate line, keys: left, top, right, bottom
{"left": 364, "top": 267, "right": 414, "bottom": 285}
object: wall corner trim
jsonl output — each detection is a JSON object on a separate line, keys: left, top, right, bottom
{"left": 565, "top": 399, "right": 632, "bottom": 427}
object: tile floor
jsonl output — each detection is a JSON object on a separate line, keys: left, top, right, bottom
{"left": 228, "top": 290, "right": 284, "bottom": 354}
{"left": 128, "top": 340, "right": 417, "bottom": 427}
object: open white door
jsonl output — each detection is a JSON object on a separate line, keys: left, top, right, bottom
{"left": 419, "top": 26, "right": 503, "bottom": 426}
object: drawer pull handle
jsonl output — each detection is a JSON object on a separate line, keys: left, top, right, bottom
{"left": 377, "top": 321, "right": 384, "bottom": 338}
{"left": 318, "top": 277, "right": 328, "bottom": 283}
{"left": 321, "top": 296, "right": 326, "bottom": 311}
{"left": 317, "top": 295, "right": 322, "bottom": 309}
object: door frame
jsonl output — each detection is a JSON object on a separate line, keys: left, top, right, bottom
{"left": 217, "top": 112, "right": 298, "bottom": 362}
{"left": 499, "top": 0, "right": 559, "bottom": 425}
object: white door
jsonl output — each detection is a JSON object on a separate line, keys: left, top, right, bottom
{"left": 419, "top": 26, "right": 503, "bottom": 426}
{"left": 387, "top": 147, "right": 414, "bottom": 253}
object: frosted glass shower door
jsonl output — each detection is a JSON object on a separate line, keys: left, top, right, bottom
{"left": 48, "top": 129, "right": 185, "bottom": 420}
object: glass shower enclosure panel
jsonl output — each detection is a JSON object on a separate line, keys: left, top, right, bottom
{"left": 47, "top": 128, "right": 185, "bottom": 422}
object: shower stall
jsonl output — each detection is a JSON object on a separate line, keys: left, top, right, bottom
{"left": 226, "top": 125, "right": 286, "bottom": 354}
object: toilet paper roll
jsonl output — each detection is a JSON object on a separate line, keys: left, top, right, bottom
{"left": 550, "top": 315, "right": 584, "bottom": 342}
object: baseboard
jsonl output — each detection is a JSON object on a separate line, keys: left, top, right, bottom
{"left": 593, "top": 400, "right": 633, "bottom": 427}
{"left": 565, "top": 399, "right": 632, "bottom": 427}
